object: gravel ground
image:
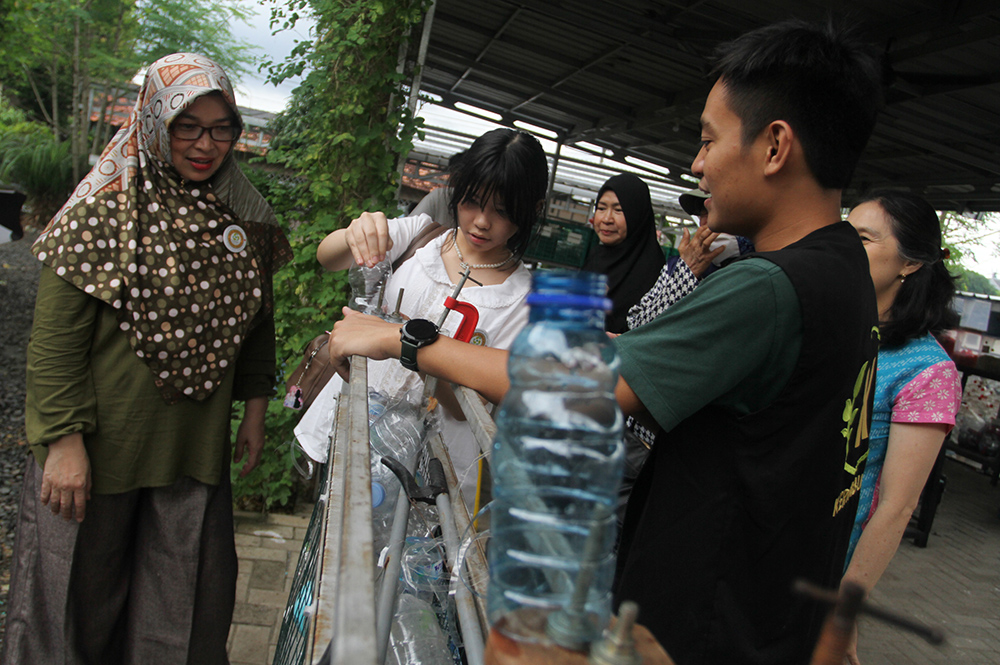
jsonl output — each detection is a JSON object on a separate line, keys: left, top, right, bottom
{"left": 0, "top": 229, "right": 40, "bottom": 648}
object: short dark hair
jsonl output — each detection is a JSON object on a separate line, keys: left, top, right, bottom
{"left": 448, "top": 129, "right": 548, "bottom": 258}
{"left": 713, "top": 19, "right": 884, "bottom": 189}
{"left": 856, "top": 190, "right": 957, "bottom": 347}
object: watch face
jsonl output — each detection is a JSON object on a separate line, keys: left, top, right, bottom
{"left": 404, "top": 318, "right": 438, "bottom": 341}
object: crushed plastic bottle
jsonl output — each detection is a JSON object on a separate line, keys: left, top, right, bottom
{"left": 369, "top": 398, "right": 426, "bottom": 553}
{"left": 400, "top": 537, "right": 448, "bottom": 604}
{"left": 385, "top": 593, "right": 453, "bottom": 665}
{"left": 348, "top": 260, "right": 392, "bottom": 316}
{"left": 488, "top": 270, "right": 624, "bottom": 647}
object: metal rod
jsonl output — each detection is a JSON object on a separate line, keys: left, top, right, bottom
{"left": 545, "top": 139, "right": 563, "bottom": 212}
{"left": 392, "top": 289, "right": 405, "bottom": 319}
{"left": 546, "top": 504, "right": 610, "bottom": 650}
{"left": 375, "top": 280, "right": 386, "bottom": 314}
{"left": 793, "top": 579, "right": 945, "bottom": 645}
{"left": 395, "top": 0, "right": 437, "bottom": 189}
{"left": 427, "top": 433, "right": 490, "bottom": 629}
{"left": 314, "top": 357, "right": 377, "bottom": 664}
{"left": 374, "top": 483, "right": 415, "bottom": 665}
{"left": 436, "top": 490, "right": 486, "bottom": 665}
{"left": 407, "top": 0, "right": 436, "bottom": 118}
{"left": 589, "top": 601, "right": 641, "bottom": 665}
{"left": 435, "top": 264, "right": 477, "bottom": 329}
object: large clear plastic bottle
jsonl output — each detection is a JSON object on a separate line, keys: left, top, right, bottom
{"left": 488, "top": 270, "right": 624, "bottom": 646}
{"left": 348, "top": 260, "right": 392, "bottom": 316}
{"left": 369, "top": 399, "right": 426, "bottom": 551}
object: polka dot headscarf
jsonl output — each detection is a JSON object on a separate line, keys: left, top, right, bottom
{"left": 33, "top": 53, "right": 290, "bottom": 403}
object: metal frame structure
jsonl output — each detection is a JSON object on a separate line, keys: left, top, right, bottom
{"left": 275, "top": 359, "right": 496, "bottom": 665}
{"left": 410, "top": 0, "right": 1000, "bottom": 212}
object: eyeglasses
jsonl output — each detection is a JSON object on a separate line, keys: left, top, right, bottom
{"left": 169, "top": 122, "right": 242, "bottom": 142}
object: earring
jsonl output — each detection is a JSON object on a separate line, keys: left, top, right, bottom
{"left": 899, "top": 275, "right": 906, "bottom": 283}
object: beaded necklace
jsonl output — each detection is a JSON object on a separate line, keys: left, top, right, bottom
{"left": 452, "top": 230, "right": 516, "bottom": 271}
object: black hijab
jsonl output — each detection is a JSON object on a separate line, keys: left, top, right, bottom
{"left": 583, "top": 174, "right": 665, "bottom": 332}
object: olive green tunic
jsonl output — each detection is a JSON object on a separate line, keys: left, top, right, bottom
{"left": 26, "top": 266, "right": 275, "bottom": 494}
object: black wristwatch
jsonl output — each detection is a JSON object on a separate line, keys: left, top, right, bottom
{"left": 399, "top": 318, "right": 439, "bottom": 372}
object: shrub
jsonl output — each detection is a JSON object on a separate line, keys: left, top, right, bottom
{"left": 226, "top": 0, "right": 430, "bottom": 513}
{"left": 0, "top": 123, "right": 86, "bottom": 227}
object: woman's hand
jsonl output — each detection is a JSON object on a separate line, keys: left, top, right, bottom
{"left": 841, "top": 421, "right": 948, "bottom": 664}
{"left": 328, "top": 308, "right": 403, "bottom": 379}
{"left": 345, "top": 211, "right": 394, "bottom": 267}
{"left": 234, "top": 396, "right": 267, "bottom": 477}
{"left": 678, "top": 225, "right": 725, "bottom": 278}
{"left": 844, "top": 623, "right": 861, "bottom": 665}
{"left": 40, "top": 432, "right": 91, "bottom": 522}
{"left": 317, "top": 211, "right": 395, "bottom": 271}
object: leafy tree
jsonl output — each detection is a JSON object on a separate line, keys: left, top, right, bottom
{"left": 134, "top": 0, "right": 257, "bottom": 79}
{"left": 227, "top": 0, "right": 430, "bottom": 510}
{"left": 953, "top": 267, "right": 999, "bottom": 296}
{"left": 0, "top": 0, "right": 258, "bottom": 183}
{"left": 941, "top": 210, "right": 1000, "bottom": 295}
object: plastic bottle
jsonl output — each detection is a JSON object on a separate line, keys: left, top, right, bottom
{"left": 400, "top": 537, "right": 464, "bottom": 661}
{"left": 369, "top": 399, "right": 426, "bottom": 552}
{"left": 385, "top": 593, "right": 453, "bottom": 665}
{"left": 488, "top": 270, "right": 624, "bottom": 647}
{"left": 368, "top": 389, "right": 389, "bottom": 425}
{"left": 370, "top": 399, "right": 425, "bottom": 499}
{"left": 401, "top": 537, "right": 448, "bottom": 605}
{"left": 348, "top": 260, "right": 392, "bottom": 316}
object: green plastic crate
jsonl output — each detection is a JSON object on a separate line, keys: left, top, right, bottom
{"left": 524, "top": 219, "right": 596, "bottom": 268}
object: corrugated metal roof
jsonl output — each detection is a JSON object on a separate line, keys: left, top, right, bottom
{"left": 412, "top": 0, "right": 1000, "bottom": 211}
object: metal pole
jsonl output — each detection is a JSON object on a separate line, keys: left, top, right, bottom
{"left": 374, "top": 482, "right": 414, "bottom": 665}
{"left": 408, "top": 0, "right": 437, "bottom": 118}
{"left": 436, "top": 491, "right": 486, "bottom": 665}
{"left": 545, "top": 139, "right": 564, "bottom": 214}
{"left": 396, "top": 0, "right": 438, "bottom": 190}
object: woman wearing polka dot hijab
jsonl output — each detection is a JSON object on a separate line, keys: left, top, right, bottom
{"left": 4, "top": 53, "right": 290, "bottom": 664}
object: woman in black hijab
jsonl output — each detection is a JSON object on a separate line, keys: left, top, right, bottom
{"left": 583, "top": 173, "right": 665, "bottom": 332}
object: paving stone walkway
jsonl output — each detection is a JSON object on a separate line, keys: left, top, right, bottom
{"left": 859, "top": 456, "right": 1000, "bottom": 664}
{"left": 229, "top": 506, "right": 313, "bottom": 665}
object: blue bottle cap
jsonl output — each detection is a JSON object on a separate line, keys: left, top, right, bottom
{"left": 526, "top": 292, "right": 613, "bottom": 311}
{"left": 371, "top": 482, "right": 386, "bottom": 508}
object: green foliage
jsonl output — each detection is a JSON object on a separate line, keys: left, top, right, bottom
{"left": 1, "top": 1, "right": 138, "bottom": 136}
{"left": 941, "top": 209, "right": 1000, "bottom": 276}
{"left": 0, "top": 121, "right": 86, "bottom": 225}
{"left": 953, "top": 266, "right": 999, "bottom": 296}
{"left": 227, "top": 0, "right": 430, "bottom": 511}
{"left": 0, "top": 0, "right": 258, "bottom": 172}
{"left": 230, "top": 400, "right": 299, "bottom": 512}
{"left": 0, "top": 95, "right": 28, "bottom": 128}
{"left": 135, "top": 0, "right": 257, "bottom": 80}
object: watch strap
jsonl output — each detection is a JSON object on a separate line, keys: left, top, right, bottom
{"left": 400, "top": 337, "right": 421, "bottom": 371}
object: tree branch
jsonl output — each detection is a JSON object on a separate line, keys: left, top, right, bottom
{"left": 20, "top": 64, "right": 55, "bottom": 128}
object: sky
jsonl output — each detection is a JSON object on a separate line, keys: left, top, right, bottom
{"left": 230, "top": 2, "right": 1000, "bottom": 281}
{"left": 227, "top": 1, "right": 308, "bottom": 114}
{"left": 227, "top": 2, "right": 493, "bottom": 135}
